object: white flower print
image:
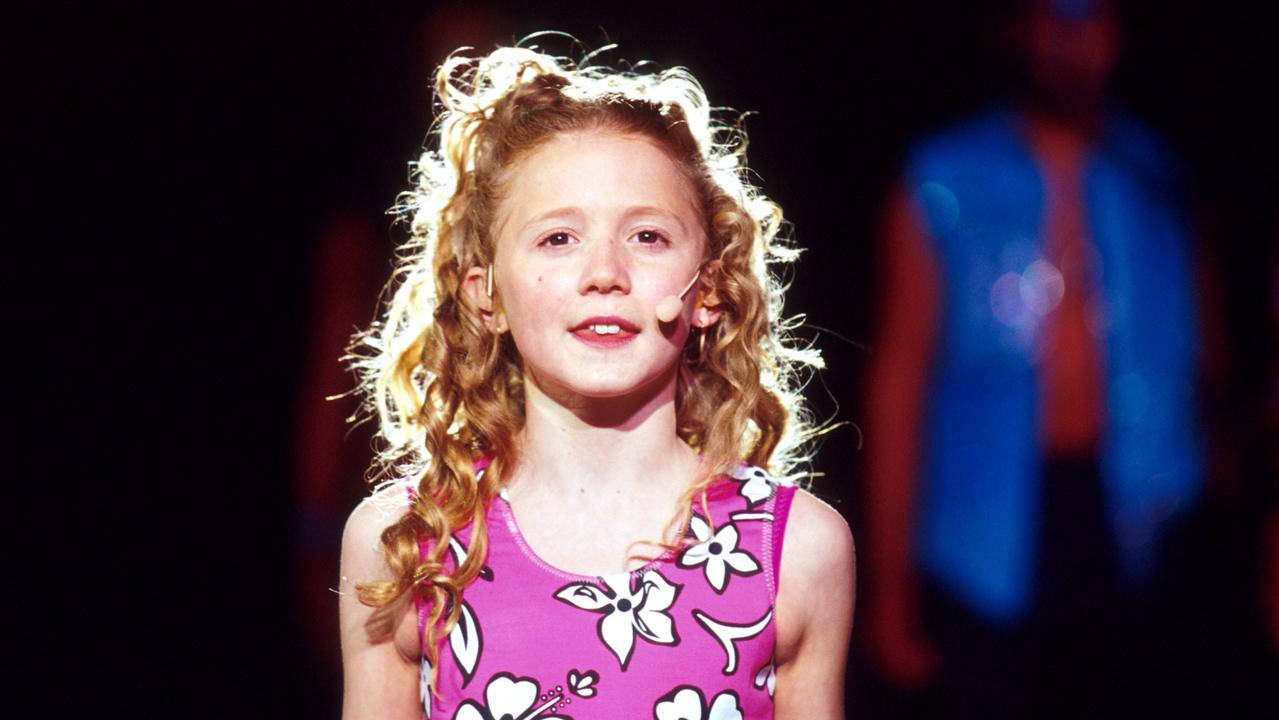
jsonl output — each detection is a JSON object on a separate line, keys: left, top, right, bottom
{"left": 653, "top": 686, "right": 743, "bottom": 720}
{"left": 728, "top": 464, "right": 775, "bottom": 508}
{"left": 453, "top": 672, "right": 573, "bottom": 720}
{"left": 752, "top": 658, "right": 776, "bottom": 697}
{"left": 693, "top": 607, "right": 774, "bottom": 675}
{"left": 448, "top": 536, "right": 495, "bottom": 582}
{"left": 565, "top": 669, "right": 598, "bottom": 698}
{"left": 728, "top": 510, "right": 773, "bottom": 523}
{"left": 553, "top": 569, "right": 681, "bottom": 670}
{"left": 441, "top": 537, "right": 487, "bottom": 686}
{"left": 448, "top": 599, "right": 483, "bottom": 686}
{"left": 678, "top": 516, "right": 761, "bottom": 593}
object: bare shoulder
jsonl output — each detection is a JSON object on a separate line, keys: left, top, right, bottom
{"left": 339, "top": 487, "right": 423, "bottom": 719}
{"left": 339, "top": 483, "right": 419, "bottom": 642}
{"left": 772, "top": 486, "right": 855, "bottom": 719}
{"left": 779, "top": 486, "right": 856, "bottom": 591}
{"left": 341, "top": 483, "right": 413, "bottom": 574}
{"left": 775, "top": 487, "right": 855, "bottom": 651}
{"left": 340, "top": 484, "right": 419, "bottom": 627}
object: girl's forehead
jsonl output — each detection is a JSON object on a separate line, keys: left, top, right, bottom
{"left": 494, "top": 130, "right": 703, "bottom": 235}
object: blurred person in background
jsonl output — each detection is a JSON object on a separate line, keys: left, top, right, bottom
{"left": 864, "top": 0, "right": 1204, "bottom": 715}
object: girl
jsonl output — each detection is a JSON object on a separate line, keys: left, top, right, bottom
{"left": 339, "top": 44, "right": 854, "bottom": 720}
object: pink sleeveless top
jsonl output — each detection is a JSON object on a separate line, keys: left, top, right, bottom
{"left": 413, "top": 463, "right": 798, "bottom": 720}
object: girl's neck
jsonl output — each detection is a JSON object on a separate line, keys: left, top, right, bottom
{"left": 508, "top": 369, "right": 701, "bottom": 501}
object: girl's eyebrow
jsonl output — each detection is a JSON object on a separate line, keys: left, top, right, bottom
{"left": 493, "top": 207, "right": 581, "bottom": 241}
{"left": 503, "top": 204, "right": 695, "bottom": 240}
{"left": 619, "top": 206, "right": 690, "bottom": 234}
{"left": 516, "top": 205, "right": 689, "bottom": 234}
{"left": 516, "top": 207, "right": 585, "bottom": 234}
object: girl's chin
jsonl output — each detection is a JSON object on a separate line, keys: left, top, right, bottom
{"left": 526, "top": 367, "right": 680, "bottom": 407}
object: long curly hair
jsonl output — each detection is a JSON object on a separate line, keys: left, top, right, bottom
{"left": 347, "top": 43, "right": 822, "bottom": 685}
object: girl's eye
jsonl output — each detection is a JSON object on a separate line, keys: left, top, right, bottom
{"left": 634, "top": 230, "right": 668, "bottom": 245}
{"left": 539, "top": 232, "right": 574, "bottom": 247}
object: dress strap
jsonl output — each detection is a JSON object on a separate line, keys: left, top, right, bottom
{"left": 770, "top": 483, "right": 799, "bottom": 601}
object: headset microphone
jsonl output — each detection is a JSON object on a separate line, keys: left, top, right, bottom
{"left": 655, "top": 270, "right": 701, "bottom": 323}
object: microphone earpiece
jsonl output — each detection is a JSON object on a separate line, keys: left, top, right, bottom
{"left": 656, "top": 270, "right": 702, "bottom": 323}
{"left": 655, "top": 296, "right": 684, "bottom": 323}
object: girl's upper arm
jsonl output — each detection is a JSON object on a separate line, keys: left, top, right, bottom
{"left": 339, "top": 497, "right": 422, "bottom": 720}
{"left": 773, "top": 488, "right": 856, "bottom": 720}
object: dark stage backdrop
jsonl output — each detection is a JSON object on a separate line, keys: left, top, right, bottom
{"left": 14, "top": 1, "right": 1274, "bottom": 716}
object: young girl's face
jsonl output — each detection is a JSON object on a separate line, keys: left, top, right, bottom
{"left": 488, "top": 130, "right": 709, "bottom": 404}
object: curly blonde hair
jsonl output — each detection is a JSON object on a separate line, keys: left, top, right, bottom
{"left": 348, "top": 43, "right": 822, "bottom": 684}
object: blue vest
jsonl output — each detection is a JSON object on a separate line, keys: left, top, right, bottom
{"left": 905, "top": 108, "right": 1203, "bottom": 622}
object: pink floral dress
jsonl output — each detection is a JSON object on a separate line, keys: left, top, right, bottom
{"left": 413, "top": 464, "right": 798, "bottom": 720}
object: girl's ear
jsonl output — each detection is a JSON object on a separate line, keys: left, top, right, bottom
{"left": 463, "top": 265, "right": 508, "bottom": 333}
{"left": 692, "top": 259, "right": 724, "bottom": 329}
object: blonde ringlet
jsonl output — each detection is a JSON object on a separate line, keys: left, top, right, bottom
{"left": 346, "top": 42, "right": 823, "bottom": 689}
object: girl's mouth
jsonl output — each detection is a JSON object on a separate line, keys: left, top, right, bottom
{"left": 572, "top": 316, "right": 639, "bottom": 346}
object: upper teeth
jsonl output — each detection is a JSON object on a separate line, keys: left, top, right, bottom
{"left": 589, "top": 324, "right": 621, "bottom": 335}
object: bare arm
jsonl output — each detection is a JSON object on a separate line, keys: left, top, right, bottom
{"left": 339, "top": 497, "right": 423, "bottom": 720}
{"left": 773, "top": 489, "right": 856, "bottom": 720}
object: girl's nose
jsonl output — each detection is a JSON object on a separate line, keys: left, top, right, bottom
{"left": 579, "top": 239, "right": 631, "bottom": 295}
